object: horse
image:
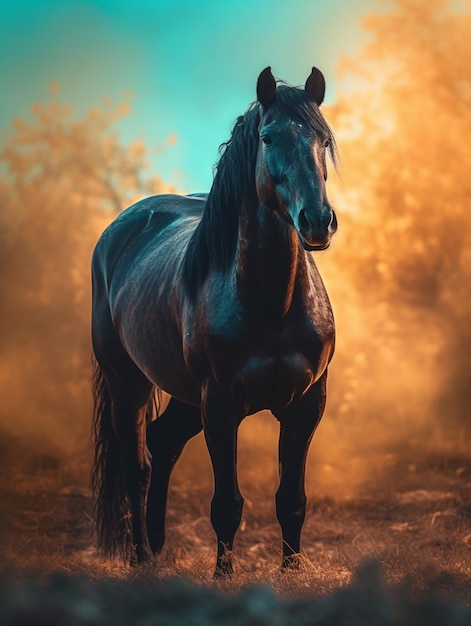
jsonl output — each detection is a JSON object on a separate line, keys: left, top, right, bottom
{"left": 91, "top": 66, "right": 338, "bottom": 577}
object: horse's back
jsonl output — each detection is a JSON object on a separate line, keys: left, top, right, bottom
{"left": 92, "top": 194, "right": 205, "bottom": 286}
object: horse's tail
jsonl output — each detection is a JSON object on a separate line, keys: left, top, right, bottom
{"left": 90, "top": 356, "right": 130, "bottom": 560}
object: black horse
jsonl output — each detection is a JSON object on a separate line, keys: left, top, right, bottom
{"left": 91, "top": 66, "right": 338, "bottom": 576}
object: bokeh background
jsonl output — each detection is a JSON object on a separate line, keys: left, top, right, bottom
{"left": 1, "top": 0, "right": 392, "bottom": 191}
{"left": 1, "top": 0, "right": 470, "bottom": 555}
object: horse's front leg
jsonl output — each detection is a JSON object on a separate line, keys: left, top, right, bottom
{"left": 273, "top": 371, "right": 327, "bottom": 568}
{"left": 201, "top": 381, "right": 244, "bottom": 578}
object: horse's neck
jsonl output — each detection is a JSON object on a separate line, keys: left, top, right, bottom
{"left": 237, "top": 204, "right": 301, "bottom": 318}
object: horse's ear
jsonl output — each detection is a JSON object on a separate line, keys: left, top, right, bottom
{"left": 257, "top": 67, "right": 277, "bottom": 109}
{"left": 305, "top": 67, "right": 326, "bottom": 106}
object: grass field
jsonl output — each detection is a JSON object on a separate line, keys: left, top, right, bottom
{"left": 1, "top": 412, "right": 470, "bottom": 611}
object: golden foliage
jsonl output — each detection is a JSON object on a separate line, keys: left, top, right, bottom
{"left": 321, "top": 0, "right": 471, "bottom": 449}
{"left": 0, "top": 88, "right": 173, "bottom": 450}
{"left": 1, "top": 0, "right": 469, "bottom": 478}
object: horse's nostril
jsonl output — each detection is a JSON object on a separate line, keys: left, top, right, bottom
{"left": 329, "top": 210, "right": 338, "bottom": 233}
{"left": 298, "top": 209, "right": 311, "bottom": 233}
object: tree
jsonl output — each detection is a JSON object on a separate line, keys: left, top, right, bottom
{"left": 325, "top": 0, "right": 471, "bottom": 435}
{"left": 0, "top": 85, "right": 173, "bottom": 454}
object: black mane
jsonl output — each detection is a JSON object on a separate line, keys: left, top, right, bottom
{"left": 182, "top": 85, "right": 337, "bottom": 298}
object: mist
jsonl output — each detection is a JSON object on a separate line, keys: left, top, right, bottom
{"left": 1, "top": 0, "right": 470, "bottom": 515}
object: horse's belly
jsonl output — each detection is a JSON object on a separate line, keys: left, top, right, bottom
{"left": 233, "top": 354, "right": 316, "bottom": 413}
{"left": 117, "top": 318, "right": 201, "bottom": 405}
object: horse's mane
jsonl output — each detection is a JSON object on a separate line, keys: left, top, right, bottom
{"left": 182, "top": 84, "right": 337, "bottom": 298}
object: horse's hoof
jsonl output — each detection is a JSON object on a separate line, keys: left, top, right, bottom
{"left": 213, "top": 556, "right": 234, "bottom": 579}
{"left": 213, "top": 566, "right": 233, "bottom": 580}
{"left": 148, "top": 536, "right": 165, "bottom": 556}
{"left": 129, "top": 545, "right": 153, "bottom": 567}
{"left": 281, "top": 553, "right": 302, "bottom": 570}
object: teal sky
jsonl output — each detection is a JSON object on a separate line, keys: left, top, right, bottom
{"left": 2, "top": 0, "right": 387, "bottom": 191}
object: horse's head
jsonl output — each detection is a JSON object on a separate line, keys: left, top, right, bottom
{"left": 255, "top": 67, "right": 337, "bottom": 251}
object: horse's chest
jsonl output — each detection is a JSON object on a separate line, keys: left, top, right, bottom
{"left": 203, "top": 313, "right": 333, "bottom": 413}
{"left": 231, "top": 352, "right": 315, "bottom": 413}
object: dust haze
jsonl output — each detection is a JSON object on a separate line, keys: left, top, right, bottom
{"left": 1, "top": 0, "right": 469, "bottom": 530}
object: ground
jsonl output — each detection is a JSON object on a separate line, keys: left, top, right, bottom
{"left": 1, "top": 415, "right": 470, "bottom": 604}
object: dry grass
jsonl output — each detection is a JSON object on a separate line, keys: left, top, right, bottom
{"left": 0, "top": 410, "right": 469, "bottom": 626}
{"left": 0, "top": 438, "right": 470, "bottom": 624}
{"left": 1, "top": 418, "right": 470, "bottom": 605}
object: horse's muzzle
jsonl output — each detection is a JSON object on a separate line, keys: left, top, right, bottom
{"left": 298, "top": 208, "right": 337, "bottom": 251}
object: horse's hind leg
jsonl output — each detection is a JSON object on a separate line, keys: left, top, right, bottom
{"left": 109, "top": 377, "right": 154, "bottom": 564}
{"left": 146, "top": 398, "right": 202, "bottom": 554}
{"left": 92, "top": 254, "right": 157, "bottom": 564}
{"left": 92, "top": 306, "right": 154, "bottom": 563}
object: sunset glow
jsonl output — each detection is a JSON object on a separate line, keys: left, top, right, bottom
{"left": 1, "top": 0, "right": 470, "bottom": 600}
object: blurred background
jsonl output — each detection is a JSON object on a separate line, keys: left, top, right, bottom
{"left": 0, "top": 0, "right": 470, "bottom": 499}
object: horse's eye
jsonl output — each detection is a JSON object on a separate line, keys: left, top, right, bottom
{"left": 324, "top": 138, "right": 331, "bottom": 149}
{"left": 261, "top": 135, "right": 272, "bottom": 146}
